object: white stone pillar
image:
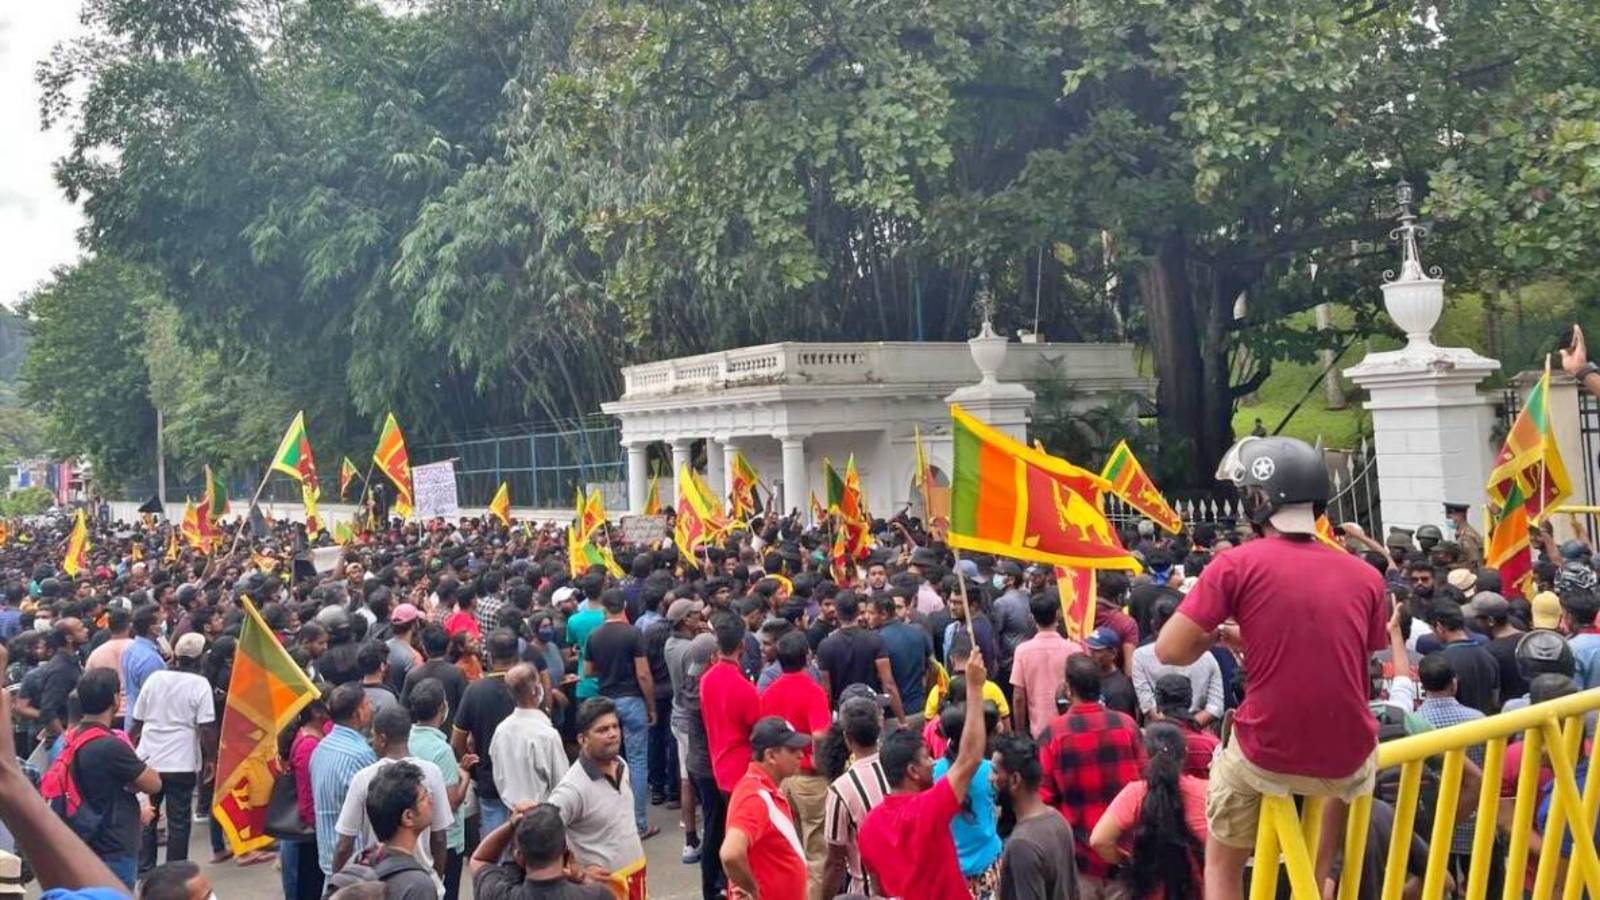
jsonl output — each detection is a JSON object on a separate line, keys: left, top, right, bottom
{"left": 670, "top": 439, "right": 694, "bottom": 504}
{"left": 626, "top": 443, "right": 650, "bottom": 513}
{"left": 721, "top": 440, "right": 742, "bottom": 502}
{"left": 1344, "top": 359, "right": 1499, "bottom": 531}
{"left": 705, "top": 437, "right": 725, "bottom": 507}
{"left": 780, "top": 435, "right": 809, "bottom": 519}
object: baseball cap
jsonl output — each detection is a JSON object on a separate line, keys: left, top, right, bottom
{"left": 1532, "top": 591, "right": 1564, "bottom": 629}
{"left": 391, "top": 603, "right": 420, "bottom": 625}
{"left": 1465, "top": 591, "right": 1508, "bottom": 620}
{"left": 552, "top": 586, "right": 577, "bottom": 605}
{"left": 667, "top": 598, "right": 705, "bottom": 623}
{"left": 1084, "top": 626, "right": 1120, "bottom": 651}
{"left": 174, "top": 632, "right": 207, "bottom": 659}
{"left": 839, "top": 682, "right": 889, "bottom": 708}
{"left": 750, "top": 716, "right": 811, "bottom": 754}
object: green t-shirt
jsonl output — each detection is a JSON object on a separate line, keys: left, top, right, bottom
{"left": 567, "top": 606, "right": 605, "bottom": 700}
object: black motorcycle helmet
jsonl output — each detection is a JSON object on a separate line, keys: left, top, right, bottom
{"left": 1515, "top": 628, "right": 1575, "bottom": 682}
{"left": 1214, "top": 436, "right": 1329, "bottom": 530}
{"left": 313, "top": 605, "right": 354, "bottom": 645}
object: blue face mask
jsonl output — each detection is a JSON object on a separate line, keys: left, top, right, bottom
{"left": 537, "top": 626, "right": 556, "bottom": 641}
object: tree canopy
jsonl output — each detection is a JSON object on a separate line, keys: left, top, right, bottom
{"left": 23, "top": 0, "right": 1600, "bottom": 486}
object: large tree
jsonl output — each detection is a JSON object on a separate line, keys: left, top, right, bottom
{"left": 39, "top": 0, "right": 1600, "bottom": 484}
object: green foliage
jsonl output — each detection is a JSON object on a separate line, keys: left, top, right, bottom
{"left": 30, "top": 0, "right": 1600, "bottom": 486}
{"left": 0, "top": 487, "right": 53, "bottom": 518}
{"left": 18, "top": 258, "right": 159, "bottom": 487}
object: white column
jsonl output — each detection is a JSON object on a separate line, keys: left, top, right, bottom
{"left": 705, "top": 437, "right": 725, "bottom": 507}
{"left": 780, "top": 435, "right": 809, "bottom": 518}
{"left": 670, "top": 439, "right": 694, "bottom": 503}
{"left": 721, "top": 440, "right": 742, "bottom": 502}
{"left": 625, "top": 443, "right": 650, "bottom": 513}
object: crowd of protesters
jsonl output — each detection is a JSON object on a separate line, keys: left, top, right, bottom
{"left": 0, "top": 436, "right": 1597, "bottom": 899}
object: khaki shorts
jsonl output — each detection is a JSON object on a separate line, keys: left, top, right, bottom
{"left": 1206, "top": 740, "right": 1377, "bottom": 849}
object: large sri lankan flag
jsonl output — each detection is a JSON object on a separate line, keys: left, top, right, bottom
{"left": 948, "top": 405, "right": 1137, "bottom": 571}
{"left": 213, "top": 597, "right": 320, "bottom": 854}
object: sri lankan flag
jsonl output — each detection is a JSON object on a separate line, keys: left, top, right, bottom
{"left": 643, "top": 472, "right": 663, "bottom": 516}
{"left": 674, "top": 464, "right": 712, "bottom": 562}
{"left": 1313, "top": 514, "right": 1345, "bottom": 551}
{"left": 1487, "top": 484, "right": 1536, "bottom": 598}
{"left": 914, "top": 425, "right": 934, "bottom": 511}
{"left": 489, "top": 482, "right": 512, "bottom": 526}
{"left": 829, "top": 527, "right": 853, "bottom": 585}
{"left": 373, "top": 413, "right": 414, "bottom": 517}
{"left": 688, "top": 469, "right": 729, "bottom": 530}
{"left": 181, "top": 498, "right": 213, "bottom": 553}
{"left": 213, "top": 597, "right": 319, "bottom": 854}
{"left": 822, "top": 459, "right": 846, "bottom": 511}
{"left": 1100, "top": 440, "right": 1181, "bottom": 534}
{"left": 1488, "top": 364, "right": 1571, "bottom": 524}
{"left": 270, "top": 412, "right": 320, "bottom": 500}
{"left": 730, "top": 451, "right": 761, "bottom": 521}
{"left": 568, "top": 524, "right": 624, "bottom": 578}
{"left": 205, "top": 465, "right": 230, "bottom": 517}
{"left": 576, "top": 487, "right": 607, "bottom": 541}
{"left": 62, "top": 509, "right": 90, "bottom": 577}
{"left": 948, "top": 405, "right": 1137, "bottom": 570}
{"left": 339, "top": 457, "right": 360, "bottom": 499}
{"left": 1054, "top": 566, "right": 1097, "bottom": 643}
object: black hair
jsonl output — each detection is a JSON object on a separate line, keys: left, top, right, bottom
{"left": 1149, "top": 594, "right": 1181, "bottom": 632}
{"left": 357, "top": 640, "right": 389, "bottom": 677}
{"left": 1096, "top": 571, "right": 1130, "bottom": 601}
{"left": 880, "top": 728, "right": 925, "bottom": 787}
{"left": 372, "top": 705, "right": 412, "bottom": 745}
{"left": 576, "top": 696, "right": 618, "bottom": 735}
{"left": 1065, "top": 653, "right": 1101, "bottom": 702}
{"left": 600, "top": 588, "right": 627, "bottom": 615}
{"left": 366, "top": 760, "right": 426, "bottom": 842}
{"left": 420, "top": 624, "right": 449, "bottom": 658}
{"left": 487, "top": 628, "right": 520, "bottom": 664}
{"left": 515, "top": 804, "right": 567, "bottom": 867}
{"left": 1418, "top": 653, "right": 1456, "bottom": 693}
{"left": 940, "top": 702, "right": 968, "bottom": 762}
{"left": 834, "top": 591, "right": 860, "bottom": 621}
{"left": 1028, "top": 592, "right": 1059, "bottom": 627}
{"left": 839, "top": 698, "right": 882, "bottom": 748}
{"left": 133, "top": 605, "right": 161, "bottom": 638}
{"left": 1560, "top": 587, "right": 1600, "bottom": 627}
{"left": 403, "top": 672, "right": 448, "bottom": 720}
{"left": 1428, "top": 600, "right": 1465, "bottom": 632}
{"left": 105, "top": 607, "right": 131, "bottom": 633}
{"left": 1530, "top": 673, "right": 1579, "bottom": 704}
{"left": 814, "top": 723, "right": 851, "bottom": 782}
{"left": 327, "top": 682, "right": 368, "bottom": 725}
{"left": 776, "top": 630, "right": 808, "bottom": 673}
{"left": 137, "top": 860, "right": 202, "bottom": 900}
{"left": 77, "top": 667, "right": 120, "bottom": 716}
{"left": 711, "top": 610, "right": 746, "bottom": 655}
{"left": 991, "top": 733, "right": 1042, "bottom": 790}
{"left": 1124, "top": 722, "right": 1203, "bottom": 899}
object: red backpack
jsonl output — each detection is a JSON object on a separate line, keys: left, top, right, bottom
{"left": 40, "top": 723, "right": 117, "bottom": 841}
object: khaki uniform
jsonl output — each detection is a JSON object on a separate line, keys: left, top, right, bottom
{"left": 1456, "top": 521, "right": 1485, "bottom": 565}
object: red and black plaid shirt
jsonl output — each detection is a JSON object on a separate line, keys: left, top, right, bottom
{"left": 1037, "top": 700, "right": 1145, "bottom": 878}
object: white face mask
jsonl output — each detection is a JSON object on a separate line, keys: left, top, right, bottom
{"left": 992, "top": 574, "right": 1006, "bottom": 589}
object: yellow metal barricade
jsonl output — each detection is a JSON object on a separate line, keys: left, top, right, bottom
{"left": 1249, "top": 689, "right": 1600, "bottom": 899}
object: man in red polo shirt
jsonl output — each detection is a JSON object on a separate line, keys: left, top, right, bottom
{"left": 720, "top": 717, "right": 811, "bottom": 900}
{"left": 857, "top": 646, "right": 988, "bottom": 900}
{"left": 700, "top": 610, "right": 760, "bottom": 795}
{"left": 758, "top": 631, "right": 833, "bottom": 889}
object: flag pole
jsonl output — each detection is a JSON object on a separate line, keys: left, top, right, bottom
{"left": 1540, "top": 354, "right": 1551, "bottom": 527}
{"left": 951, "top": 548, "right": 977, "bottom": 638}
{"left": 226, "top": 468, "right": 274, "bottom": 559}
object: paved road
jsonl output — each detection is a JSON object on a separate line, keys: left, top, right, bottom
{"left": 28, "top": 800, "right": 705, "bottom": 898}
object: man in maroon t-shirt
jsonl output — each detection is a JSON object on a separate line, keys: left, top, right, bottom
{"left": 1155, "top": 436, "right": 1388, "bottom": 900}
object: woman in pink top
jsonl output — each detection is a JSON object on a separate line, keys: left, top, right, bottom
{"left": 282, "top": 700, "right": 331, "bottom": 900}
{"left": 1089, "top": 722, "right": 1208, "bottom": 899}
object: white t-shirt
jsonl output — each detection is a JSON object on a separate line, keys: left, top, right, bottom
{"left": 131, "top": 669, "right": 215, "bottom": 773}
{"left": 334, "top": 756, "right": 454, "bottom": 888}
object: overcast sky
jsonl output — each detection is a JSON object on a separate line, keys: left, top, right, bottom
{"left": 0, "top": 3, "right": 85, "bottom": 309}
